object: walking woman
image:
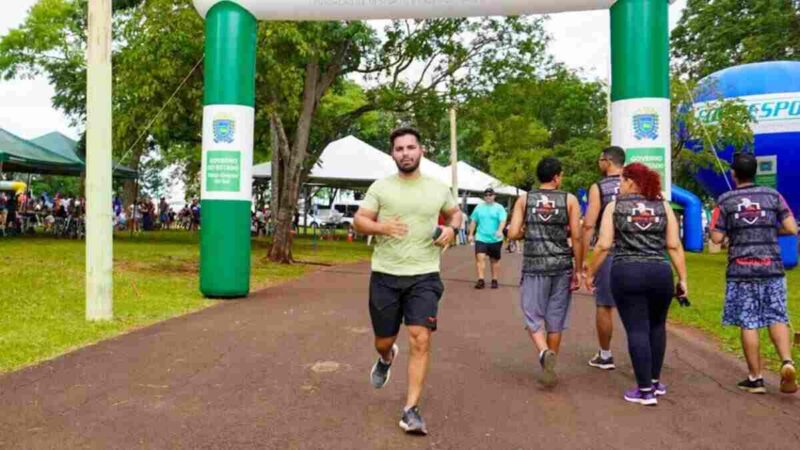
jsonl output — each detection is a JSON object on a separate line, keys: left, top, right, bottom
{"left": 585, "top": 163, "right": 688, "bottom": 406}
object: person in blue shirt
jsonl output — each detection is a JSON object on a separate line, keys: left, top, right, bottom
{"left": 469, "top": 188, "right": 508, "bottom": 289}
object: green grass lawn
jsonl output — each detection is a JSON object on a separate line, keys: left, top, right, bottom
{"left": 669, "top": 252, "right": 799, "bottom": 367}
{"left": 0, "top": 231, "right": 371, "bottom": 373}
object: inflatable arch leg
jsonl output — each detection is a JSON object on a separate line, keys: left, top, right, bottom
{"left": 199, "top": 2, "right": 257, "bottom": 298}
{"left": 671, "top": 186, "right": 704, "bottom": 253}
{"left": 779, "top": 235, "right": 798, "bottom": 270}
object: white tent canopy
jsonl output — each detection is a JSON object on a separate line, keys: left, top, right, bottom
{"left": 253, "top": 136, "right": 397, "bottom": 187}
{"left": 446, "top": 161, "right": 521, "bottom": 197}
{"left": 252, "top": 135, "right": 522, "bottom": 195}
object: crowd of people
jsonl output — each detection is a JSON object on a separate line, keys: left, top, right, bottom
{"left": 0, "top": 190, "right": 86, "bottom": 238}
{"left": 353, "top": 127, "right": 797, "bottom": 435}
{"left": 113, "top": 196, "right": 201, "bottom": 233}
{"left": 0, "top": 189, "right": 205, "bottom": 238}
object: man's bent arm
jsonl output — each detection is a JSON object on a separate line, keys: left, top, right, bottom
{"left": 581, "top": 184, "right": 601, "bottom": 265}
{"left": 354, "top": 207, "right": 385, "bottom": 236}
{"left": 508, "top": 195, "right": 527, "bottom": 241}
{"left": 779, "top": 214, "right": 798, "bottom": 236}
{"left": 709, "top": 206, "right": 726, "bottom": 244}
{"left": 496, "top": 219, "right": 507, "bottom": 238}
{"left": 568, "top": 194, "right": 584, "bottom": 273}
{"left": 442, "top": 206, "right": 463, "bottom": 231}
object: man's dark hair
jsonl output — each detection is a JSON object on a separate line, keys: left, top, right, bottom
{"left": 731, "top": 152, "right": 757, "bottom": 183}
{"left": 537, "top": 157, "right": 563, "bottom": 183}
{"left": 602, "top": 146, "right": 626, "bottom": 167}
{"left": 389, "top": 127, "right": 422, "bottom": 149}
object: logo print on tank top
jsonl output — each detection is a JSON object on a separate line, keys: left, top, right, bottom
{"left": 734, "top": 198, "right": 766, "bottom": 225}
{"left": 627, "top": 203, "right": 661, "bottom": 230}
{"left": 535, "top": 195, "right": 558, "bottom": 222}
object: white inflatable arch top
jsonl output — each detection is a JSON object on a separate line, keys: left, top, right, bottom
{"left": 193, "top": 0, "right": 617, "bottom": 21}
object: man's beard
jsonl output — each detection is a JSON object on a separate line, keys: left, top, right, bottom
{"left": 395, "top": 157, "right": 421, "bottom": 174}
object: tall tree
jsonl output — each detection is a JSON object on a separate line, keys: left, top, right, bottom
{"left": 672, "top": 0, "right": 800, "bottom": 79}
{"left": 262, "top": 17, "right": 551, "bottom": 262}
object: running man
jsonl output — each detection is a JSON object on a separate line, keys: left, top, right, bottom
{"left": 582, "top": 146, "right": 625, "bottom": 370}
{"left": 468, "top": 188, "right": 507, "bottom": 289}
{"left": 354, "top": 127, "right": 463, "bottom": 435}
{"left": 507, "top": 157, "right": 583, "bottom": 386}
{"left": 710, "top": 153, "right": 797, "bottom": 395}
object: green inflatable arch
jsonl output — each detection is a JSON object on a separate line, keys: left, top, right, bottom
{"left": 192, "top": 0, "right": 672, "bottom": 298}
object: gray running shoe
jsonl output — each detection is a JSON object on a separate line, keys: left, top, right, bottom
{"left": 399, "top": 406, "right": 428, "bottom": 435}
{"left": 588, "top": 352, "right": 616, "bottom": 370}
{"left": 539, "top": 350, "right": 558, "bottom": 387}
{"left": 370, "top": 344, "right": 398, "bottom": 389}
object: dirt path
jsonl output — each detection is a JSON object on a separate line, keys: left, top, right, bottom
{"left": 1, "top": 247, "right": 798, "bottom": 449}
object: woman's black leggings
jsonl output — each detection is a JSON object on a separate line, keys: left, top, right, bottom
{"left": 611, "top": 261, "right": 674, "bottom": 389}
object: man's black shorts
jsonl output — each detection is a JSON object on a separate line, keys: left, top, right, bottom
{"left": 475, "top": 241, "right": 502, "bottom": 261}
{"left": 369, "top": 272, "right": 444, "bottom": 337}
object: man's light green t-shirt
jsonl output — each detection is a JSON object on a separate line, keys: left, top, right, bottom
{"left": 362, "top": 174, "right": 457, "bottom": 276}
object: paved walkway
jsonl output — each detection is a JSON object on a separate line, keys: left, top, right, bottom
{"left": 1, "top": 247, "right": 798, "bottom": 449}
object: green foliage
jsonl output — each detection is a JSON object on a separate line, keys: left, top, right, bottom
{"left": 672, "top": 0, "right": 800, "bottom": 79}
{"left": 30, "top": 175, "right": 81, "bottom": 197}
{"left": 456, "top": 68, "right": 608, "bottom": 192}
{"left": 112, "top": 0, "right": 205, "bottom": 177}
{"left": 477, "top": 115, "right": 550, "bottom": 189}
{"left": 554, "top": 137, "right": 609, "bottom": 194}
{"left": 0, "top": 0, "right": 88, "bottom": 120}
{"left": 671, "top": 77, "right": 754, "bottom": 196}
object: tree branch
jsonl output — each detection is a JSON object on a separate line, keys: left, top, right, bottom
{"left": 270, "top": 113, "right": 291, "bottom": 163}
{"left": 292, "top": 58, "right": 321, "bottom": 166}
{"left": 316, "top": 40, "right": 350, "bottom": 101}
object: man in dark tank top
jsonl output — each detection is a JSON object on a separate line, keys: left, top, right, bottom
{"left": 582, "top": 146, "right": 625, "bottom": 370}
{"left": 507, "top": 157, "right": 583, "bottom": 387}
{"left": 711, "top": 153, "right": 797, "bottom": 395}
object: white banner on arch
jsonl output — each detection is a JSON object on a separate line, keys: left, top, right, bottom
{"left": 193, "top": 0, "right": 616, "bottom": 20}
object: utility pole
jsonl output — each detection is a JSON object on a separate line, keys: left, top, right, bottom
{"left": 85, "top": 0, "right": 113, "bottom": 320}
{"left": 450, "top": 107, "right": 458, "bottom": 202}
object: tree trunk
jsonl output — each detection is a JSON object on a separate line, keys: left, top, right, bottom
{"left": 121, "top": 149, "right": 145, "bottom": 207}
{"left": 270, "top": 118, "right": 280, "bottom": 221}
{"left": 269, "top": 164, "right": 302, "bottom": 262}
{"left": 270, "top": 203, "right": 295, "bottom": 263}
{"left": 268, "top": 52, "right": 346, "bottom": 263}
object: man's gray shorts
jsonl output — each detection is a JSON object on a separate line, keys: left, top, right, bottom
{"left": 595, "top": 256, "right": 615, "bottom": 307}
{"left": 520, "top": 272, "right": 573, "bottom": 333}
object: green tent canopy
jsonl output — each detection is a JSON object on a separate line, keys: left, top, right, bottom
{"left": 0, "top": 128, "right": 83, "bottom": 175}
{"left": 30, "top": 132, "right": 84, "bottom": 164}
{"left": 31, "top": 131, "right": 138, "bottom": 180}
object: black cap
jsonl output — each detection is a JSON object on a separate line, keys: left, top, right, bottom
{"left": 484, "top": 187, "right": 495, "bottom": 195}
